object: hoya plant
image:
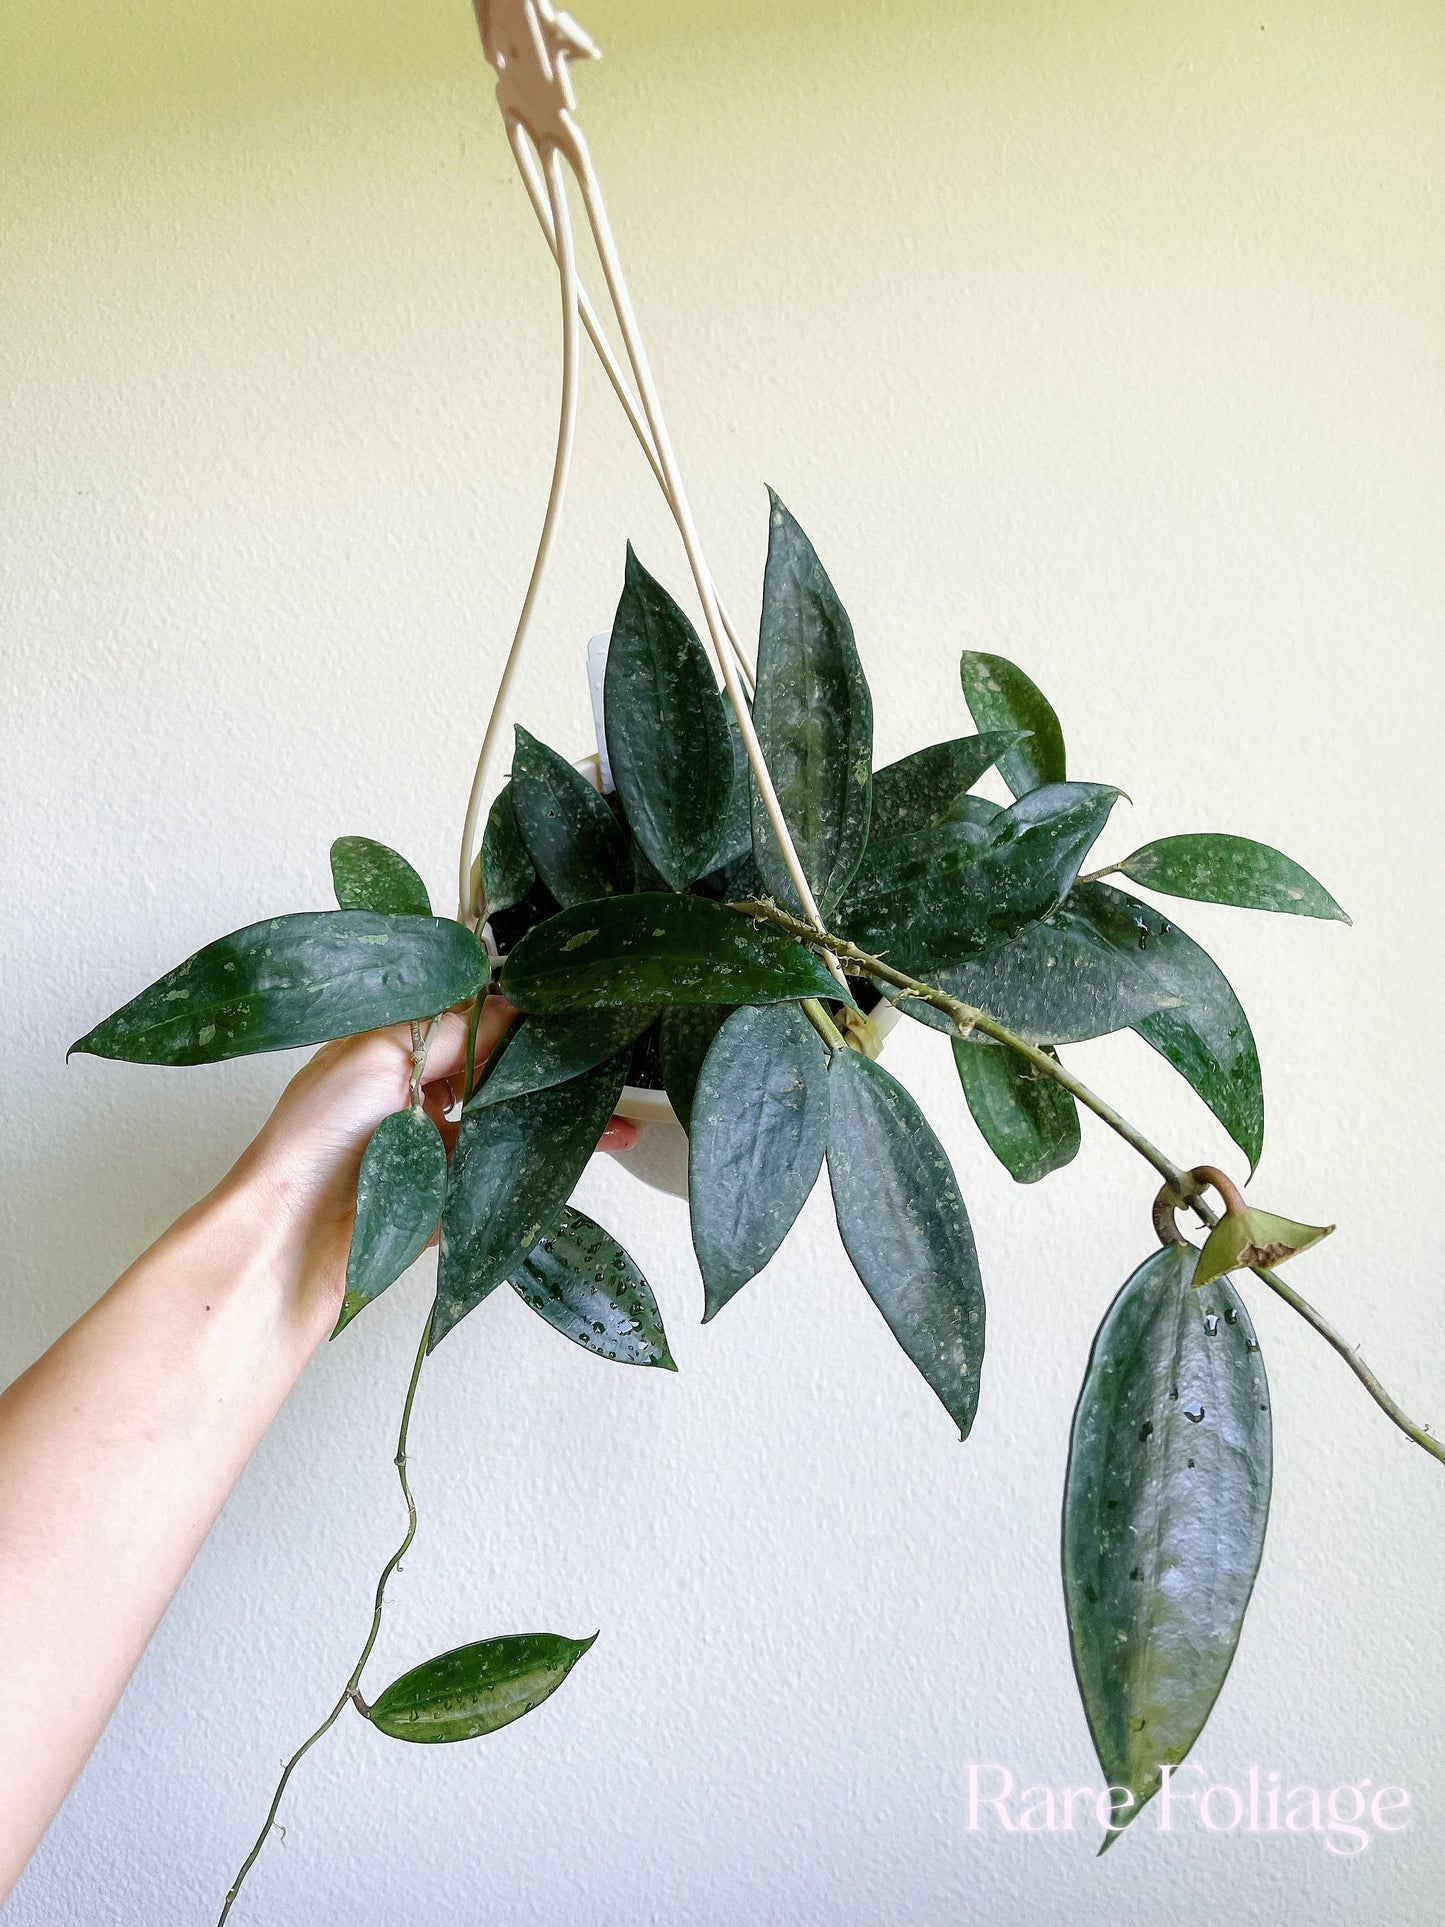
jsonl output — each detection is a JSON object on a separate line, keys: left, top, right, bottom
{"left": 74, "top": 494, "right": 1437, "bottom": 1919}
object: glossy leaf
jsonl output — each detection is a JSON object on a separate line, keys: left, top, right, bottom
{"left": 515, "top": 1206, "right": 675, "bottom": 1368}
{"left": 510, "top": 726, "right": 631, "bottom": 908}
{"left": 708, "top": 709, "right": 755, "bottom": 875}
{"left": 868, "top": 732, "right": 1028, "bottom": 841}
{"left": 604, "top": 547, "right": 732, "bottom": 890}
{"left": 959, "top": 651, "right": 1066, "bottom": 796}
{"left": 477, "top": 1006, "right": 659, "bottom": 1109}
{"left": 1072, "top": 884, "right": 1264, "bottom": 1172}
{"left": 826, "top": 1050, "right": 985, "bottom": 1437}
{"left": 952, "top": 1038, "right": 1080, "bottom": 1184}
{"left": 369, "top": 1632, "right": 596, "bottom": 1744}
{"left": 433, "top": 1049, "right": 630, "bottom": 1347}
{"left": 70, "top": 912, "right": 487, "bottom": 1067}
{"left": 480, "top": 784, "right": 535, "bottom": 917}
{"left": 330, "top": 836, "right": 431, "bottom": 917}
{"left": 689, "top": 1004, "right": 831, "bottom": 1320}
{"left": 660, "top": 1003, "right": 733, "bottom": 1130}
{"left": 1063, "top": 1243, "right": 1271, "bottom": 1844}
{"left": 841, "top": 782, "right": 1121, "bottom": 975}
{"left": 1116, "top": 833, "right": 1349, "bottom": 923}
{"left": 919, "top": 897, "right": 1175, "bottom": 1045}
{"left": 334, "top": 1108, "right": 448, "bottom": 1335}
{"left": 751, "top": 493, "right": 873, "bottom": 916}
{"left": 501, "top": 894, "right": 846, "bottom": 1015}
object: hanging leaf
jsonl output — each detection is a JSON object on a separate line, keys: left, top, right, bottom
{"left": 952, "top": 1038, "right": 1080, "bottom": 1184}
{"left": 604, "top": 547, "right": 733, "bottom": 890}
{"left": 751, "top": 492, "right": 873, "bottom": 916}
{"left": 501, "top": 894, "right": 846, "bottom": 1014}
{"left": 1071, "top": 884, "right": 1264, "bottom": 1173}
{"left": 480, "top": 784, "right": 536, "bottom": 917}
{"left": 369, "top": 1631, "right": 597, "bottom": 1744}
{"left": 826, "top": 1050, "right": 985, "bottom": 1438}
{"left": 330, "top": 836, "right": 431, "bottom": 917}
{"left": 1063, "top": 1243, "right": 1271, "bottom": 1845}
{"left": 868, "top": 732, "right": 1029, "bottom": 842}
{"left": 433, "top": 1048, "right": 630, "bottom": 1347}
{"left": 477, "top": 1006, "right": 659, "bottom": 1109}
{"left": 510, "top": 726, "right": 631, "bottom": 908}
{"left": 515, "top": 1206, "right": 675, "bottom": 1368}
{"left": 70, "top": 912, "right": 488, "bottom": 1067}
{"left": 689, "top": 1004, "right": 831, "bottom": 1321}
{"left": 333, "top": 1108, "right": 448, "bottom": 1336}
{"left": 908, "top": 895, "right": 1175, "bottom": 1044}
{"left": 959, "top": 652, "right": 1066, "bottom": 796}
{"left": 1114, "top": 834, "right": 1350, "bottom": 923}
{"left": 840, "top": 783, "right": 1121, "bottom": 975}
{"left": 660, "top": 1003, "right": 733, "bottom": 1130}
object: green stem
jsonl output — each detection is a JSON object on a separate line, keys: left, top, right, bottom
{"left": 801, "top": 996, "right": 847, "bottom": 1051}
{"left": 732, "top": 896, "right": 1445, "bottom": 1471}
{"left": 216, "top": 1306, "right": 434, "bottom": 1923}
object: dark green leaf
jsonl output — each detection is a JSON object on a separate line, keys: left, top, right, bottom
{"left": 369, "top": 1631, "right": 596, "bottom": 1744}
{"left": 751, "top": 493, "right": 873, "bottom": 916}
{"left": 433, "top": 1049, "right": 630, "bottom": 1346}
{"left": 1063, "top": 1243, "right": 1271, "bottom": 1845}
{"left": 689, "top": 1004, "right": 831, "bottom": 1320}
{"left": 1116, "top": 834, "right": 1349, "bottom": 923}
{"left": 709, "top": 708, "right": 755, "bottom": 874}
{"left": 330, "top": 836, "right": 431, "bottom": 917}
{"left": 826, "top": 1050, "right": 985, "bottom": 1438}
{"left": 604, "top": 547, "right": 732, "bottom": 890}
{"left": 660, "top": 1003, "right": 733, "bottom": 1130}
{"left": 477, "top": 1006, "right": 659, "bottom": 1109}
{"left": 515, "top": 1206, "right": 675, "bottom": 1368}
{"left": 952, "top": 1039, "right": 1080, "bottom": 1183}
{"left": 841, "top": 782, "right": 1121, "bottom": 975}
{"left": 1072, "top": 883, "right": 1264, "bottom": 1172}
{"left": 913, "top": 896, "right": 1176, "bottom": 1044}
{"left": 70, "top": 912, "right": 487, "bottom": 1066}
{"left": 510, "top": 726, "right": 631, "bottom": 908}
{"left": 480, "top": 784, "right": 535, "bottom": 917}
{"left": 501, "top": 894, "right": 847, "bottom": 1015}
{"left": 334, "top": 1108, "right": 448, "bottom": 1335}
{"left": 959, "top": 651, "right": 1066, "bottom": 796}
{"left": 869, "top": 732, "right": 1028, "bottom": 841}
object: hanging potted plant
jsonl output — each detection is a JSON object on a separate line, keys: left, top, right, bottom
{"left": 62, "top": 1, "right": 1440, "bottom": 1918}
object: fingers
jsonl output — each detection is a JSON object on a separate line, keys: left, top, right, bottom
{"left": 418, "top": 995, "right": 517, "bottom": 1094}
{"left": 599, "top": 1116, "right": 638, "bottom": 1153}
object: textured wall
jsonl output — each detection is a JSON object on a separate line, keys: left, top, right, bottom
{"left": 3, "top": 2, "right": 1443, "bottom": 1921}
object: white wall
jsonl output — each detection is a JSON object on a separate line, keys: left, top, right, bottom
{"left": 3, "top": 2, "right": 1443, "bottom": 1920}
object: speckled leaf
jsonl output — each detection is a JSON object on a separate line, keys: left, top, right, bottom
{"left": 515, "top": 1206, "right": 675, "bottom": 1368}
{"left": 959, "top": 652, "right": 1066, "bottom": 796}
{"left": 432, "top": 1048, "right": 630, "bottom": 1347}
{"left": 1063, "top": 1243, "right": 1271, "bottom": 1846}
{"left": 511, "top": 726, "right": 631, "bottom": 908}
{"left": 70, "top": 912, "right": 488, "bottom": 1066}
{"left": 826, "top": 1050, "right": 985, "bottom": 1438}
{"left": 477, "top": 1006, "right": 659, "bottom": 1109}
{"left": 604, "top": 547, "right": 732, "bottom": 890}
{"left": 480, "top": 784, "right": 535, "bottom": 917}
{"left": 841, "top": 783, "right": 1121, "bottom": 975}
{"left": 952, "top": 1039, "right": 1080, "bottom": 1184}
{"left": 751, "top": 493, "right": 873, "bottom": 916}
{"left": 334, "top": 1108, "right": 447, "bottom": 1335}
{"left": 501, "top": 894, "right": 846, "bottom": 1014}
{"left": 869, "top": 732, "right": 1028, "bottom": 841}
{"left": 689, "top": 1004, "right": 831, "bottom": 1320}
{"left": 913, "top": 896, "right": 1175, "bottom": 1044}
{"left": 330, "top": 837, "right": 431, "bottom": 917}
{"left": 708, "top": 709, "right": 755, "bottom": 874}
{"left": 660, "top": 1003, "right": 733, "bottom": 1130}
{"left": 1116, "top": 834, "right": 1349, "bottom": 923}
{"left": 1072, "top": 883, "right": 1264, "bottom": 1173}
{"left": 369, "top": 1632, "right": 596, "bottom": 1744}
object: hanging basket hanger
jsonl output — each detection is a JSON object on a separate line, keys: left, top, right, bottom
{"left": 458, "top": 0, "right": 845, "bottom": 985}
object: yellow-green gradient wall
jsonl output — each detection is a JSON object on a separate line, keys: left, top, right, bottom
{"left": 3, "top": 4, "right": 1442, "bottom": 1921}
